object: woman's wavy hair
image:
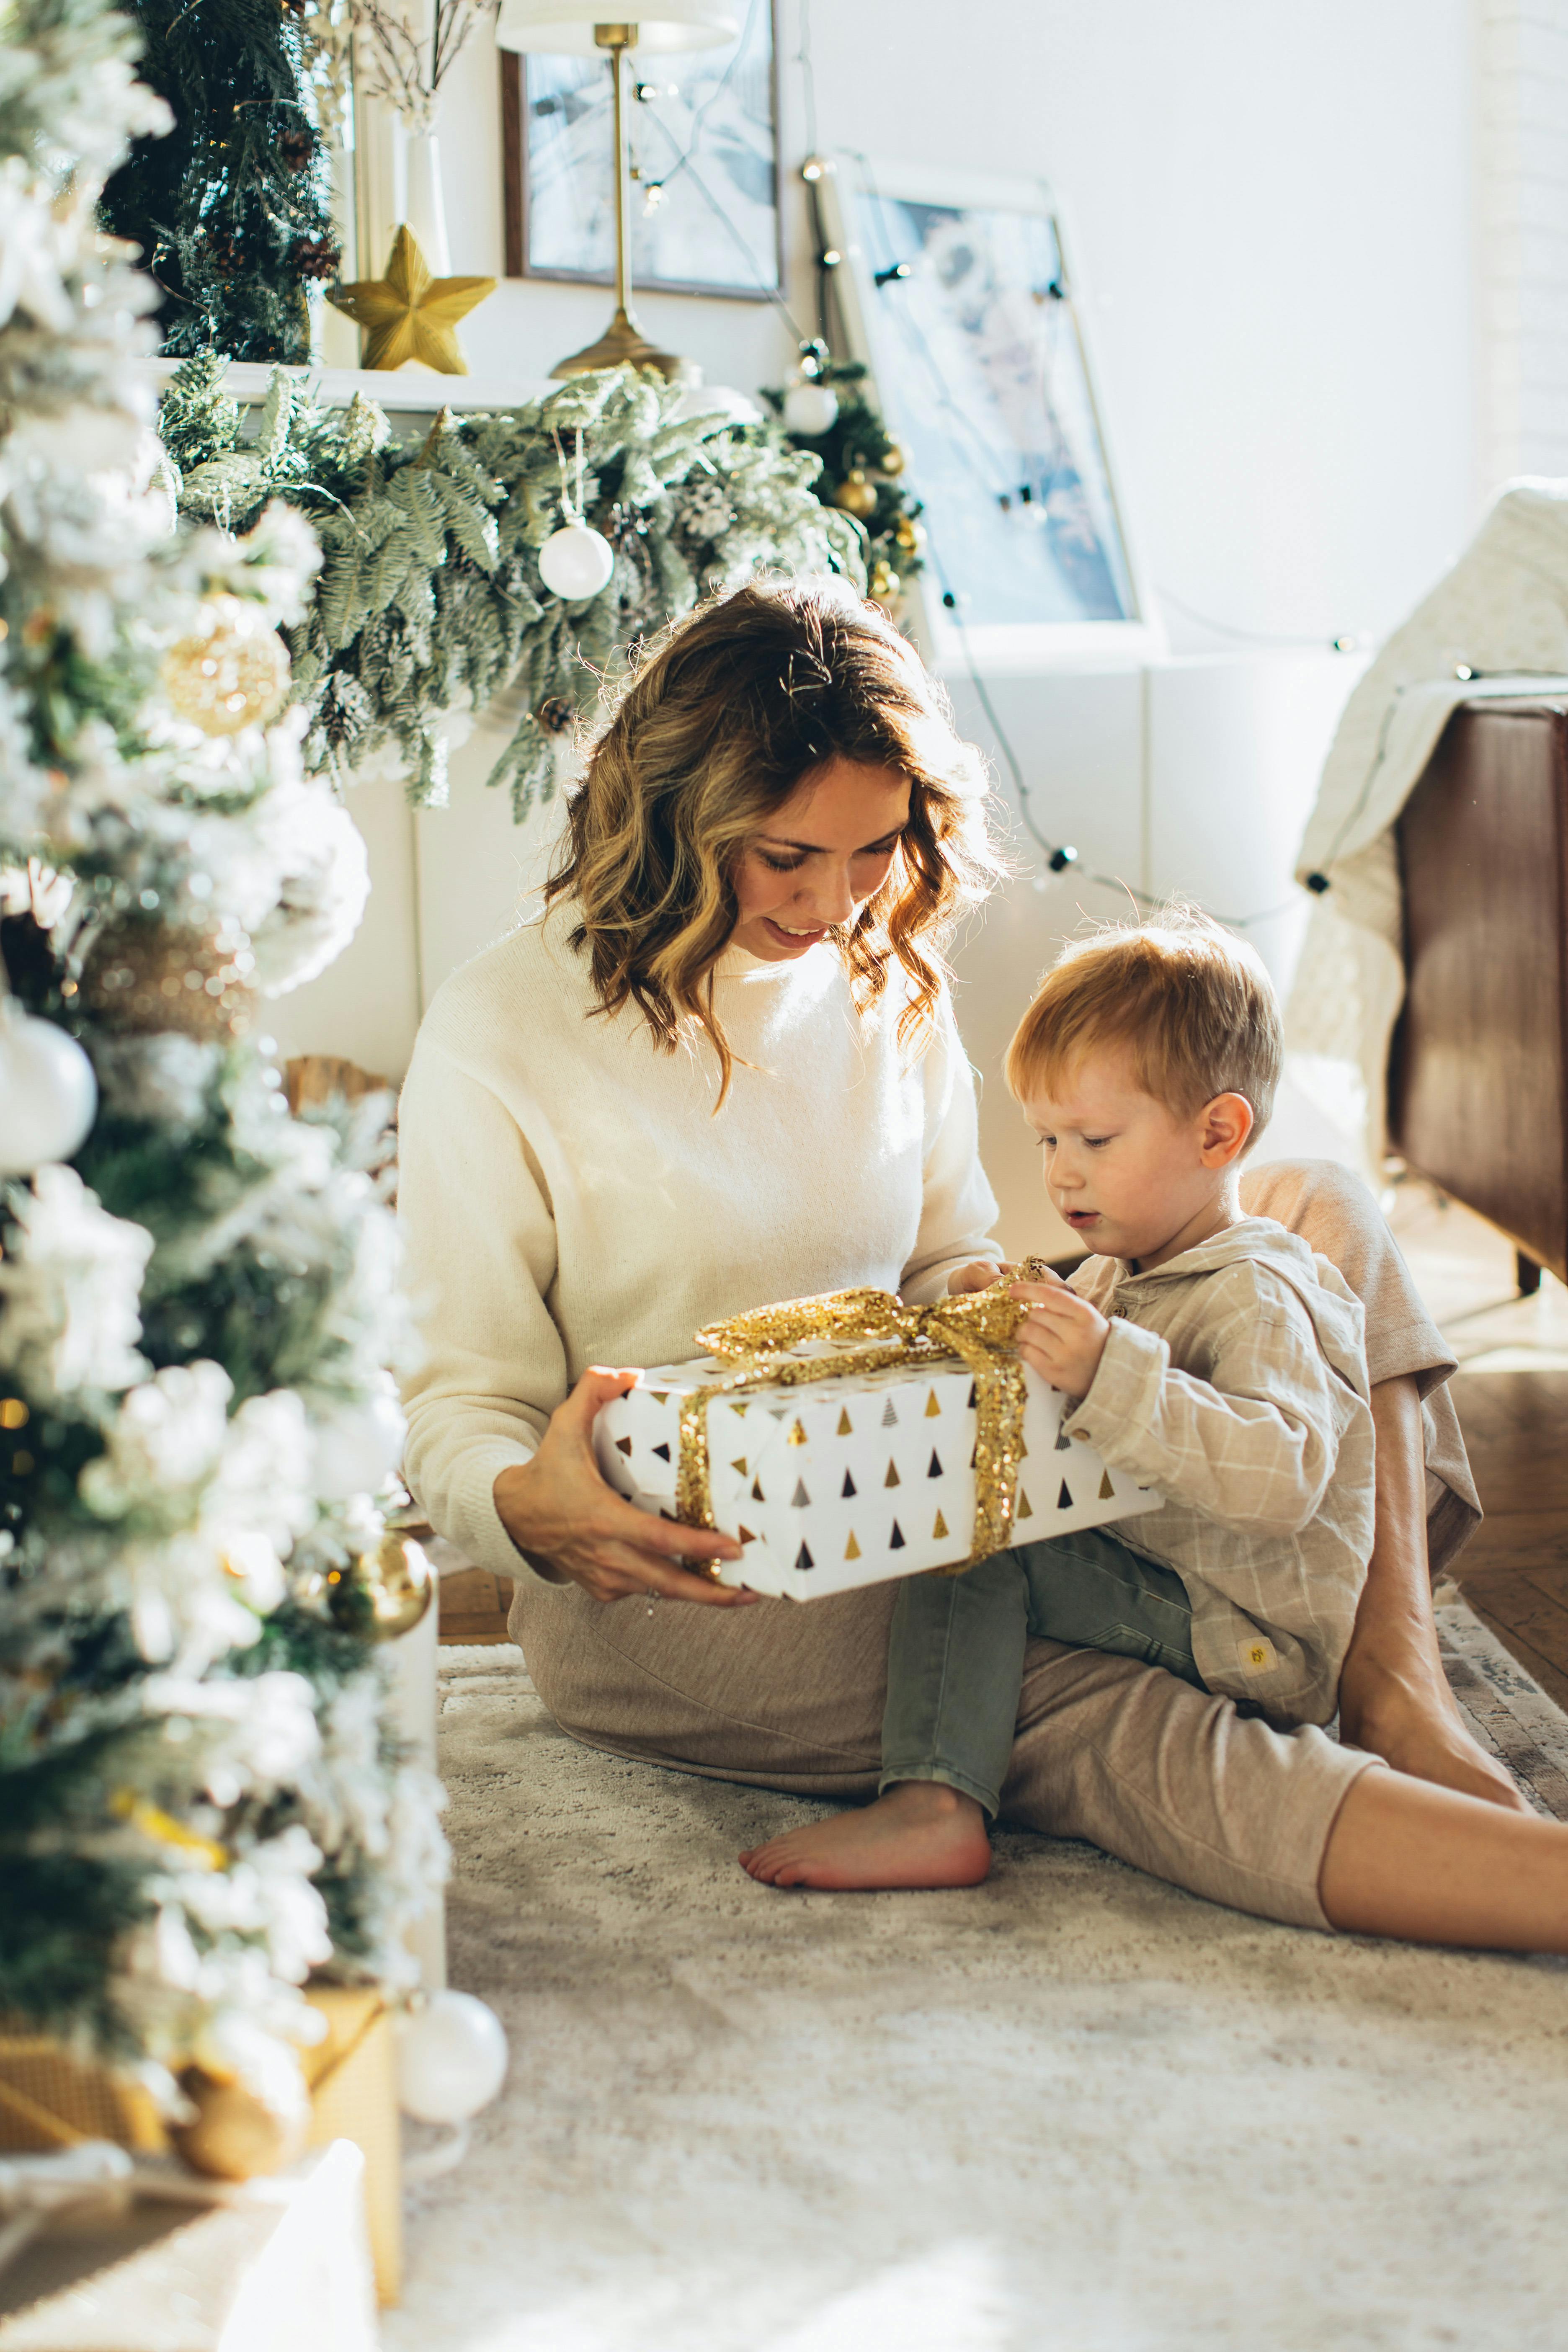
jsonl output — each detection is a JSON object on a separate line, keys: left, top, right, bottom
{"left": 544, "top": 578, "right": 1003, "bottom": 1103}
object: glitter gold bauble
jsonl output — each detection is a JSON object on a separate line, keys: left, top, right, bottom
{"left": 79, "top": 914, "right": 255, "bottom": 1041}
{"left": 327, "top": 1532, "right": 434, "bottom": 1641}
{"left": 833, "top": 467, "right": 878, "bottom": 519}
{"left": 171, "top": 2063, "right": 309, "bottom": 2181}
{"left": 162, "top": 596, "right": 291, "bottom": 737}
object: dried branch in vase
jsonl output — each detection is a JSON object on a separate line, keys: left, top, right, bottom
{"left": 348, "top": 0, "right": 496, "bottom": 132}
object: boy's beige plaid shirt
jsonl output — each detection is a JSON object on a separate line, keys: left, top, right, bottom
{"left": 1061, "top": 1216, "right": 1375, "bottom": 1726}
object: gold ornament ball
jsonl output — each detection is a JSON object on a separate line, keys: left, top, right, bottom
{"left": 894, "top": 514, "right": 926, "bottom": 553}
{"left": 328, "top": 1532, "right": 435, "bottom": 1641}
{"left": 868, "top": 559, "right": 900, "bottom": 604}
{"left": 162, "top": 596, "right": 291, "bottom": 737}
{"left": 878, "top": 442, "right": 908, "bottom": 478}
{"left": 171, "top": 2064, "right": 309, "bottom": 2181}
{"left": 833, "top": 468, "right": 879, "bottom": 520}
{"left": 80, "top": 913, "right": 255, "bottom": 1041}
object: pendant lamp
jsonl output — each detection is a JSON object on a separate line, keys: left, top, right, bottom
{"left": 496, "top": 3, "right": 738, "bottom": 382}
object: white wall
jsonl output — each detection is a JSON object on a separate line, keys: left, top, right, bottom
{"left": 1476, "top": 0, "right": 1568, "bottom": 485}
{"left": 438, "top": 0, "right": 1479, "bottom": 647}
{"left": 271, "top": 0, "right": 1479, "bottom": 1197}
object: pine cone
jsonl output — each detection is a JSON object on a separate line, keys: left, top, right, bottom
{"left": 291, "top": 236, "right": 341, "bottom": 281}
{"left": 279, "top": 126, "right": 315, "bottom": 173}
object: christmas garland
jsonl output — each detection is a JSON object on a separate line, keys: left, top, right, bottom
{"left": 159, "top": 356, "right": 869, "bottom": 815}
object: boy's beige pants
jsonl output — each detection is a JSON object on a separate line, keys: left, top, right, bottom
{"left": 509, "top": 1162, "right": 1477, "bottom": 1931}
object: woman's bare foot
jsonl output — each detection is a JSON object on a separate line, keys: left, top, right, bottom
{"left": 1338, "top": 1652, "right": 1529, "bottom": 1814}
{"left": 739, "top": 1781, "right": 991, "bottom": 1890}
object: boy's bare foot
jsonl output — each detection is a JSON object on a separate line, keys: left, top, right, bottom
{"left": 738, "top": 1781, "right": 992, "bottom": 1890}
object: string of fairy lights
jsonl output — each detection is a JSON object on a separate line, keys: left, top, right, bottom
{"left": 626, "top": 13, "right": 1352, "bottom": 935}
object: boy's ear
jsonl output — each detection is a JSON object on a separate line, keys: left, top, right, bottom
{"left": 1198, "top": 1092, "right": 1254, "bottom": 1168}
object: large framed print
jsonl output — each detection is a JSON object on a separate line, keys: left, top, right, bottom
{"left": 500, "top": 0, "right": 780, "bottom": 300}
{"left": 815, "top": 156, "right": 1158, "bottom": 666}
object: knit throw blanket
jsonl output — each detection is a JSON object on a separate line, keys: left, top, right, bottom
{"left": 1287, "top": 480, "right": 1568, "bottom": 1167}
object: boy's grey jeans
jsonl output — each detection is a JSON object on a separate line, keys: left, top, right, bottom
{"left": 881, "top": 1529, "right": 1203, "bottom": 1818}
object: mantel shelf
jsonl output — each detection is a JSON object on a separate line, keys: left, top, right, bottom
{"left": 129, "top": 356, "right": 761, "bottom": 424}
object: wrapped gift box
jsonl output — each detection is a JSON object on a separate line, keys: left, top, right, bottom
{"left": 0, "top": 2139, "right": 376, "bottom": 2352}
{"left": 595, "top": 1348, "right": 1160, "bottom": 1601}
{"left": 0, "top": 1988, "right": 400, "bottom": 2308}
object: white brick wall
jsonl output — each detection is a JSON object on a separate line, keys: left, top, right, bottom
{"left": 1478, "top": 0, "right": 1568, "bottom": 487}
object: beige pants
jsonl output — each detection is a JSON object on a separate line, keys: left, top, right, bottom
{"left": 510, "top": 1160, "right": 1463, "bottom": 1931}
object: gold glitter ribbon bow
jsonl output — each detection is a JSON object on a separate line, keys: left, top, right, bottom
{"left": 677, "top": 1262, "right": 1055, "bottom": 1573}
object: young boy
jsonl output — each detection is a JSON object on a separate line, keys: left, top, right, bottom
{"left": 740, "top": 911, "right": 1375, "bottom": 1891}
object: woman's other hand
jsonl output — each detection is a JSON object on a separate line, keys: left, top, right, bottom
{"left": 493, "top": 1368, "right": 758, "bottom": 1607}
{"left": 946, "top": 1259, "right": 1011, "bottom": 1295}
{"left": 1010, "top": 1278, "right": 1109, "bottom": 1395}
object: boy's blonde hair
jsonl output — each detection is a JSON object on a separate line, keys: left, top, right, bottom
{"left": 1004, "top": 908, "right": 1282, "bottom": 1144}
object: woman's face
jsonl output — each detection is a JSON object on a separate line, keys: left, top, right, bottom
{"left": 729, "top": 756, "right": 912, "bottom": 962}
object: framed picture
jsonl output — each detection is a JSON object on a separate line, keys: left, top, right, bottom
{"left": 815, "top": 156, "right": 1158, "bottom": 666}
{"left": 500, "top": 0, "right": 780, "bottom": 301}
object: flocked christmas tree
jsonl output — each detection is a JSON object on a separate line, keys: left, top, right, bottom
{"left": 98, "top": 0, "right": 341, "bottom": 362}
{"left": 0, "top": 0, "right": 445, "bottom": 2135}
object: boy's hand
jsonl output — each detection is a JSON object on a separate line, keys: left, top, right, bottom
{"left": 946, "top": 1259, "right": 1012, "bottom": 1296}
{"left": 1010, "top": 1279, "right": 1109, "bottom": 1395}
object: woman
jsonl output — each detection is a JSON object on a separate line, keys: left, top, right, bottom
{"left": 399, "top": 579, "right": 1564, "bottom": 1950}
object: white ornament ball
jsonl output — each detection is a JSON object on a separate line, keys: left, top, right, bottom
{"left": 310, "top": 1387, "right": 407, "bottom": 1501}
{"left": 782, "top": 380, "right": 839, "bottom": 437}
{"left": 537, "top": 523, "right": 615, "bottom": 602}
{"left": 397, "top": 1991, "right": 509, "bottom": 2126}
{"left": 0, "top": 1003, "right": 98, "bottom": 1176}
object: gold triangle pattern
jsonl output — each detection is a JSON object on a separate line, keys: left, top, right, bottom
{"left": 1018, "top": 1489, "right": 1034, "bottom": 1519}
{"left": 932, "top": 1509, "right": 949, "bottom": 1540}
{"left": 885, "top": 1460, "right": 901, "bottom": 1488}
{"left": 787, "top": 1419, "right": 807, "bottom": 1447}
{"left": 1099, "top": 1470, "right": 1114, "bottom": 1500}
{"left": 924, "top": 1389, "right": 941, "bottom": 1418}
{"left": 731, "top": 1457, "right": 748, "bottom": 1476}
{"left": 837, "top": 1409, "right": 854, "bottom": 1436}
{"left": 845, "top": 1532, "right": 861, "bottom": 1560}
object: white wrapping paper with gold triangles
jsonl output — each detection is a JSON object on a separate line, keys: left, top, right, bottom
{"left": 593, "top": 1351, "right": 1162, "bottom": 1600}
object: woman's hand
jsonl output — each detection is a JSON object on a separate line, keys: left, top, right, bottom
{"left": 493, "top": 1368, "right": 758, "bottom": 1607}
{"left": 1010, "top": 1278, "right": 1109, "bottom": 1395}
{"left": 946, "top": 1259, "right": 1011, "bottom": 1296}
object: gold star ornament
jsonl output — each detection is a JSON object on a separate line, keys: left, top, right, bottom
{"left": 329, "top": 226, "right": 495, "bottom": 375}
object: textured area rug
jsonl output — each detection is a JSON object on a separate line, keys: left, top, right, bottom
{"left": 387, "top": 1607, "right": 1568, "bottom": 2352}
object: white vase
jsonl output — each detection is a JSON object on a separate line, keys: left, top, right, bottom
{"left": 398, "top": 128, "right": 451, "bottom": 274}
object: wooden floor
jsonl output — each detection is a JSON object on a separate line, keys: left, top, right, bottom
{"left": 437, "top": 1181, "right": 1568, "bottom": 1700}
{"left": 1386, "top": 1181, "right": 1568, "bottom": 1708}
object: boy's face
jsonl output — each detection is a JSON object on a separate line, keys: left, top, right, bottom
{"left": 1021, "top": 1044, "right": 1253, "bottom": 1269}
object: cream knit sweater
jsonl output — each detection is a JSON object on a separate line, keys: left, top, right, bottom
{"left": 397, "top": 907, "right": 1000, "bottom": 1580}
